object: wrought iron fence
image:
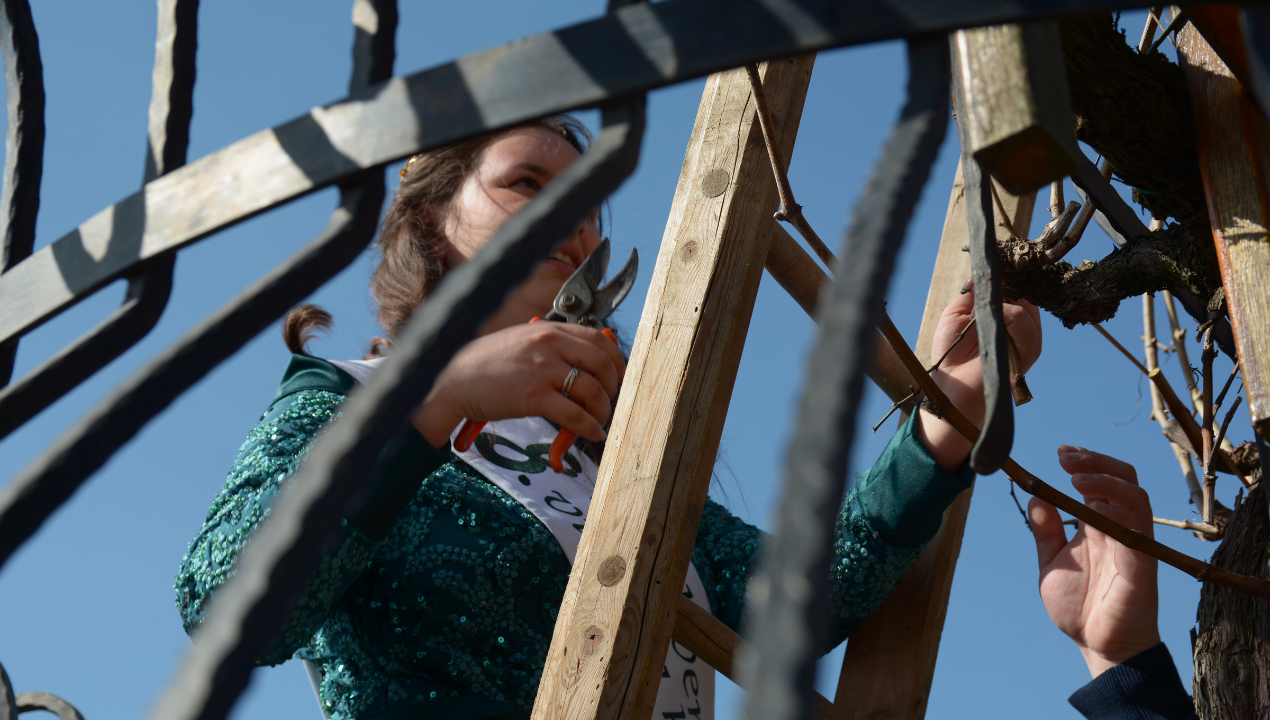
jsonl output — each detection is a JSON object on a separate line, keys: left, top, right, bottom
{"left": 1, "top": 1, "right": 1264, "bottom": 719}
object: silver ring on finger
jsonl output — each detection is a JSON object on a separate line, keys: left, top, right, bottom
{"left": 561, "top": 366, "right": 582, "bottom": 399}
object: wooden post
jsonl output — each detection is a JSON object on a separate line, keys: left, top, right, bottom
{"left": 952, "top": 22, "right": 1081, "bottom": 194}
{"left": 531, "top": 55, "right": 816, "bottom": 720}
{"left": 1176, "top": 25, "right": 1270, "bottom": 437}
{"left": 834, "top": 162, "right": 1036, "bottom": 720}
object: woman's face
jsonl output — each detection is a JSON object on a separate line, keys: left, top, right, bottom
{"left": 443, "top": 126, "right": 602, "bottom": 333}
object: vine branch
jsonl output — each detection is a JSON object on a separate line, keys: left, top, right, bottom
{"left": 744, "top": 63, "right": 837, "bottom": 268}
{"left": 878, "top": 310, "right": 1270, "bottom": 600}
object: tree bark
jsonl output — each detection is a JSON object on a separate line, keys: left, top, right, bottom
{"left": 995, "top": 224, "right": 1221, "bottom": 327}
{"left": 1059, "top": 14, "right": 1208, "bottom": 230}
{"left": 979, "top": 14, "right": 1229, "bottom": 329}
{"left": 1193, "top": 475, "right": 1270, "bottom": 719}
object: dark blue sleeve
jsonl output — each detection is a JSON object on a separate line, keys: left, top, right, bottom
{"left": 1068, "top": 643, "right": 1197, "bottom": 720}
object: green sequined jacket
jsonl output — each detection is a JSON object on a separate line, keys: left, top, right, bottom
{"left": 176, "top": 356, "right": 973, "bottom": 720}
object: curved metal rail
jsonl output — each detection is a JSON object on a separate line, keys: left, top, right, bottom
{"left": 0, "top": 0, "right": 1179, "bottom": 351}
{"left": 742, "top": 36, "right": 950, "bottom": 720}
{"left": 0, "top": 0, "right": 44, "bottom": 386}
{"left": 0, "top": 3, "right": 1260, "bottom": 720}
{"left": 0, "top": 0, "right": 196, "bottom": 440}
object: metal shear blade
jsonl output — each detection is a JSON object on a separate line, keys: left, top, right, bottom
{"left": 547, "top": 238, "right": 638, "bottom": 325}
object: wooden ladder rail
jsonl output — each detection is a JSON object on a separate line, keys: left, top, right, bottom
{"left": 532, "top": 49, "right": 1034, "bottom": 720}
{"left": 530, "top": 55, "right": 819, "bottom": 720}
{"left": 677, "top": 169, "right": 1036, "bottom": 720}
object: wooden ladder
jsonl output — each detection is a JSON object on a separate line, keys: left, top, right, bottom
{"left": 530, "top": 55, "right": 1037, "bottom": 720}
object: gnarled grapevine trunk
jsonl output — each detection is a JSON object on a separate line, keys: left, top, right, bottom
{"left": 1193, "top": 482, "right": 1270, "bottom": 718}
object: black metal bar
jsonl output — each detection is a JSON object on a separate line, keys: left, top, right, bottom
{"left": 0, "top": 176, "right": 385, "bottom": 571}
{"left": 143, "top": 94, "right": 645, "bottom": 720}
{"left": 743, "top": 36, "right": 948, "bottom": 720}
{"left": 0, "top": 0, "right": 43, "bottom": 387}
{"left": 1242, "top": 6, "right": 1270, "bottom": 122}
{"left": 0, "top": 661, "right": 14, "bottom": 720}
{"left": 12, "top": 693, "right": 83, "bottom": 720}
{"left": 951, "top": 50, "right": 1013, "bottom": 475}
{"left": 0, "top": 0, "right": 199, "bottom": 438}
{"left": 0, "top": 262, "right": 171, "bottom": 440}
{"left": 145, "top": 0, "right": 199, "bottom": 183}
{"left": 347, "top": 0, "right": 396, "bottom": 96}
{"left": 0, "top": 0, "right": 1217, "bottom": 352}
{"left": 0, "top": 0, "right": 398, "bottom": 571}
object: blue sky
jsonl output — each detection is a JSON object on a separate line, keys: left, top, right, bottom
{"left": 0, "top": 3, "right": 1242, "bottom": 720}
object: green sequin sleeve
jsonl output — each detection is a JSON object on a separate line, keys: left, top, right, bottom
{"left": 175, "top": 389, "right": 444, "bottom": 666}
{"left": 690, "top": 412, "right": 973, "bottom": 650}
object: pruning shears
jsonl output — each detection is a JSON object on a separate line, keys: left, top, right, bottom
{"left": 452, "top": 238, "right": 638, "bottom": 472}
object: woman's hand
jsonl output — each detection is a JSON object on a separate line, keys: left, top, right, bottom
{"left": 915, "top": 288, "right": 1042, "bottom": 472}
{"left": 1029, "top": 448, "right": 1161, "bottom": 678}
{"left": 411, "top": 322, "right": 626, "bottom": 448}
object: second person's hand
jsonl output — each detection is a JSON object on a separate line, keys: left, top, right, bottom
{"left": 1029, "top": 447, "right": 1161, "bottom": 678}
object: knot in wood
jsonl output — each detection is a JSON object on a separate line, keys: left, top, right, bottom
{"left": 680, "top": 240, "right": 699, "bottom": 262}
{"left": 581, "top": 625, "right": 605, "bottom": 656}
{"left": 597, "top": 555, "right": 627, "bottom": 587}
{"left": 700, "top": 169, "right": 730, "bottom": 197}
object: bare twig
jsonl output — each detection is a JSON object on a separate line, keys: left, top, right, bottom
{"left": 1201, "top": 326, "right": 1217, "bottom": 524}
{"left": 1007, "top": 336, "right": 1033, "bottom": 405}
{"left": 1163, "top": 288, "right": 1243, "bottom": 464}
{"left": 1036, "top": 201, "right": 1081, "bottom": 250}
{"left": 872, "top": 317, "right": 977, "bottom": 432}
{"left": 1045, "top": 160, "right": 1111, "bottom": 264}
{"left": 1147, "top": 8, "right": 1187, "bottom": 54}
{"left": 989, "top": 180, "right": 1018, "bottom": 237}
{"left": 1009, "top": 480, "right": 1030, "bottom": 529}
{"left": 873, "top": 388, "right": 918, "bottom": 433}
{"left": 1212, "top": 365, "right": 1240, "bottom": 417}
{"left": 743, "top": 64, "right": 837, "bottom": 268}
{"left": 1143, "top": 294, "right": 1207, "bottom": 512}
{"left": 1162, "top": 290, "right": 1204, "bottom": 413}
{"left": 1138, "top": 335, "right": 1174, "bottom": 354}
{"left": 1049, "top": 180, "right": 1065, "bottom": 220}
{"left": 1153, "top": 516, "right": 1221, "bottom": 537}
{"left": 1213, "top": 396, "right": 1243, "bottom": 462}
{"left": 1138, "top": 7, "right": 1165, "bottom": 54}
{"left": 1095, "top": 322, "right": 1153, "bottom": 376}
{"left": 1092, "top": 322, "right": 1246, "bottom": 481}
{"left": 879, "top": 310, "right": 1270, "bottom": 599}
{"left": 931, "top": 316, "right": 976, "bottom": 372}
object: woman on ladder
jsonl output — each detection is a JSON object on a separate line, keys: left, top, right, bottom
{"left": 175, "top": 115, "right": 1040, "bottom": 720}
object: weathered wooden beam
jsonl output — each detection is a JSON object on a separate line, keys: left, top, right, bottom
{"left": 952, "top": 22, "right": 1081, "bottom": 194}
{"left": 834, "top": 161, "right": 1036, "bottom": 720}
{"left": 1185, "top": 4, "right": 1252, "bottom": 88}
{"left": 1176, "top": 24, "right": 1270, "bottom": 436}
{"left": 765, "top": 223, "right": 915, "bottom": 405}
{"left": 531, "top": 55, "right": 815, "bottom": 720}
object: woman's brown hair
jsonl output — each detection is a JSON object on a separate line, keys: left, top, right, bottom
{"left": 283, "top": 115, "right": 591, "bottom": 357}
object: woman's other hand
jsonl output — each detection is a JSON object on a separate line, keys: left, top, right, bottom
{"left": 915, "top": 288, "right": 1042, "bottom": 471}
{"left": 1028, "top": 448, "right": 1161, "bottom": 678}
{"left": 411, "top": 322, "right": 626, "bottom": 448}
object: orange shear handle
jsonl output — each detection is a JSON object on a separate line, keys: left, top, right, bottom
{"left": 453, "top": 322, "right": 620, "bottom": 473}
